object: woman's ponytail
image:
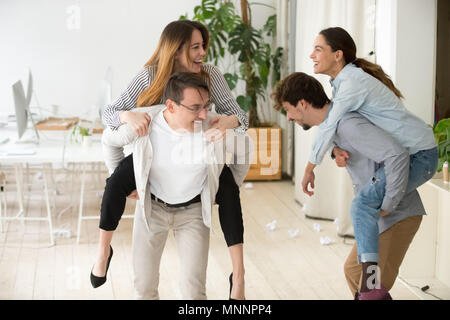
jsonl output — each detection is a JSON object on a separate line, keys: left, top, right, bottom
{"left": 353, "top": 58, "right": 403, "bottom": 99}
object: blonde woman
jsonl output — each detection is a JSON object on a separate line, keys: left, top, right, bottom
{"left": 91, "top": 20, "right": 248, "bottom": 300}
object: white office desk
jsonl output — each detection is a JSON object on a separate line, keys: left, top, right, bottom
{"left": 0, "top": 125, "right": 66, "bottom": 164}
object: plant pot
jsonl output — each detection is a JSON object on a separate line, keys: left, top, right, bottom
{"left": 82, "top": 135, "right": 92, "bottom": 148}
{"left": 245, "top": 123, "right": 281, "bottom": 181}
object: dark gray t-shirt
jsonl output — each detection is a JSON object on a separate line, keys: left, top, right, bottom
{"left": 333, "top": 112, "right": 426, "bottom": 234}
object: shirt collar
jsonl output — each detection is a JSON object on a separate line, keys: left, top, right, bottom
{"left": 329, "top": 63, "right": 356, "bottom": 89}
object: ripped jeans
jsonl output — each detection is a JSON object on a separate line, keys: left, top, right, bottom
{"left": 350, "top": 147, "right": 438, "bottom": 264}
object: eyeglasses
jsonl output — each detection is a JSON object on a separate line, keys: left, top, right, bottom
{"left": 176, "top": 101, "right": 212, "bottom": 114}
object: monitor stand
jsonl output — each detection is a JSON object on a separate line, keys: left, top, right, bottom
{"left": 15, "top": 108, "right": 40, "bottom": 145}
{"left": 14, "top": 135, "right": 39, "bottom": 145}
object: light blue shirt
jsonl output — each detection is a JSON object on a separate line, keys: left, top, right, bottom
{"left": 309, "top": 63, "right": 436, "bottom": 165}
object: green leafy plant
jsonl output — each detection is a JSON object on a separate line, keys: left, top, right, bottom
{"left": 70, "top": 125, "right": 91, "bottom": 144}
{"left": 433, "top": 118, "right": 450, "bottom": 172}
{"left": 181, "top": 0, "right": 283, "bottom": 127}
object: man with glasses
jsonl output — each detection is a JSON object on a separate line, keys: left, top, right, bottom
{"left": 100, "top": 72, "right": 252, "bottom": 299}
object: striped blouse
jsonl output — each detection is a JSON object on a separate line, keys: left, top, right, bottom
{"left": 102, "top": 63, "right": 249, "bottom": 133}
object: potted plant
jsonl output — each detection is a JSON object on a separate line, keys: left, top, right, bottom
{"left": 181, "top": 0, "right": 284, "bottom": 180}
{"left": 433, "top": 118, "right": 450, "bottom": 174}
{"left": 70, "top": 124, "right": 92, "bottom": 147}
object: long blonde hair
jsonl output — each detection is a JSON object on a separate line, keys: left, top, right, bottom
{"left": 137, "top": 20, "right": 210, "bottom": 107}
{"left": 320, "top": 27, "right": 404, "bottom": 99}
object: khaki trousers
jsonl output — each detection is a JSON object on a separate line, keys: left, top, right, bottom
{"left": 344, "top": 215, "right": 422, "bottom": 296}
{"left": 132, "top": 200, "right": 210, "bottom": 300}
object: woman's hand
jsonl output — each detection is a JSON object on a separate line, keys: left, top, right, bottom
{"left": 380, "top": 210, "right": 390, "bottom": 217}
{"left": 120, "top": 110, "right": 151, "bottom": 136}
{"left": 205, "top": 115, "right": 239, "bottom": 142}
{"left": 127, "top": 189, "right": 140, "bottom": 200}
{"left": 332, "top": 146, "right": 350, "bottom": 167}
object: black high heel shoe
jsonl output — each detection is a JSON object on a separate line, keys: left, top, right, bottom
{"left": 90, "top": 245, "right": 113, "bottom": 288}
{"left": 229, "top": 272, "right": 246, "bottom": 300}
{"left": 229, "top": 273, "right": 235, "bottom": 300}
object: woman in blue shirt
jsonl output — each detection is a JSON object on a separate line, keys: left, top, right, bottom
{"left": 302, "top": 27, "right": 438, "bottom": 298}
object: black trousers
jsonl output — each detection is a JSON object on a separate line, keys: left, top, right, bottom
{"left": 100, "top": 153, "right": 244, "bottom": 247}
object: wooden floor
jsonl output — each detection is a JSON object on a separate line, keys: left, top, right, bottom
{"left": 0, "top": 167, "right": 444, "bottom": 300}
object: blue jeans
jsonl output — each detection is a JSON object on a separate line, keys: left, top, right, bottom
{"left": 350, "top": 147, "right": 438, "bottom": 264}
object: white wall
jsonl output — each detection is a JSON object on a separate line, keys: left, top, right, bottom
{"left": 374, "top": 0, "right": 397, "bottom": 79}
{"left": 0, "top": 0, "right": 277, "bottom": 119}
{"left": 293, "top": 0, "right": 375, "bottom": 236}
{"left": 376, "top": 0, "right": 437, "bottom": 125}
{"left": 0, "top": 0, "right": 204, "bottom": 117}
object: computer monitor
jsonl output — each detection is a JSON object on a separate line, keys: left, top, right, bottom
{"left": 12, "top": 80, "right": 28, "bottom": 139}
{"left": 25, "top": 69, "right": 33, "bottom": 107}
{"left": 12, "top": 80, "right": 39, "bottom": 143}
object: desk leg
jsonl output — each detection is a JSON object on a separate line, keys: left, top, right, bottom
{"left": 49, "top": 165, "right": 57, "bottom": 211}
{"left": 26, "top": 163, "right": 31, "bottom": 192}
{"left": 57, "top": 164, "right": 74, "bottom": 220}
{"left": 14, "top": 164, "right": 25, "bottom": 225}
{"left": 76, "top": 165, "right": 86, "bottom": 244}
{"left": 43, "top": 163, "right": 54, "bottom": 246}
